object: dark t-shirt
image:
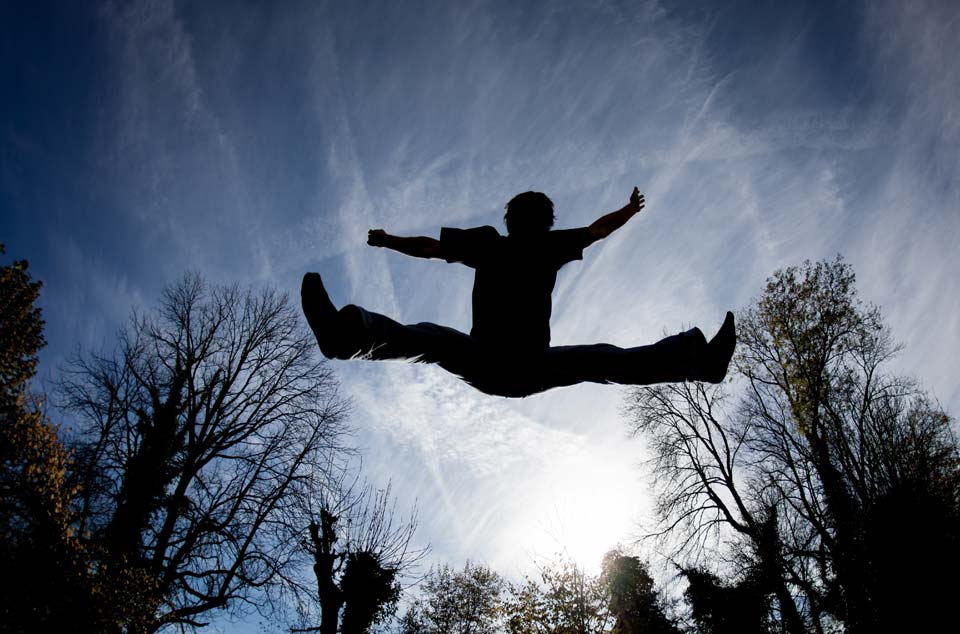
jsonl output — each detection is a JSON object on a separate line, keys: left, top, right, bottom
{"left": 440, "top": 225, "right": 591, "bottom": 350}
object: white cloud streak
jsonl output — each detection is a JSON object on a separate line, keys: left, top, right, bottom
{"left": 27, "top": 0, "right": 960, "bottom": 584}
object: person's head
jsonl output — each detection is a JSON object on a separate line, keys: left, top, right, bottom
{"left": 503, "top": 191, "right": 555, "bottom": 236}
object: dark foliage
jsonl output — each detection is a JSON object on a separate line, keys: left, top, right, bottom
{"left": 626, "top": 258, "right": 960, "bottom": 633}
{"left": 602, "top": 552, "right": 679, "bottom": 634}
{"left": 60, "top": 274, "right": 349, "bottom": 632}
{"left": 681, "top": 567, "right": 768, "bottom": 634}
{"left": 0, "top": 245, "right": 91, "bottom": 632}
{"left": 339, "top": 551, "right": 401, "bottom": 634}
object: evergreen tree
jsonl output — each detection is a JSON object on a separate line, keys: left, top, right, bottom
{"left": 0, "top": 245, "right": 90, "bottom": 632}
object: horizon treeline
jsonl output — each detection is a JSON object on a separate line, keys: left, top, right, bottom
{"left": 1, "top": 243, "right": 957, "bottom": 633}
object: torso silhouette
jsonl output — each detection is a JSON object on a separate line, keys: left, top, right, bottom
{"left": 440, "top": 225, "right": 591, "bottom": 350}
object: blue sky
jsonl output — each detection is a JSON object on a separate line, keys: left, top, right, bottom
{"left": 3, "top": 0, "right": 959, "bottom": 612}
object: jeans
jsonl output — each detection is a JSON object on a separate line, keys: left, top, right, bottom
{"left": 331, "top": 304, "right": 699, "bottom": 398}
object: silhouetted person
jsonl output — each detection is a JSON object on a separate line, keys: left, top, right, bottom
{"left": 302, "top": 188, "right": 735, "bottom": 397}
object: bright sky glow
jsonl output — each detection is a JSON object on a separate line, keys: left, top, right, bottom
{"left": 3, "top": 0, "right": 959, "bottom": 608}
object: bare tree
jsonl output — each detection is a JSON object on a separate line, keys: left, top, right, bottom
{"left": 624, "top": 258, "right": 960, "bottom": 633}
{"left": 625, "top": 382, "right": 750, "bottom": 561}
{"left": 624, "top": 382, "right": 805, "bottom": 634}
{"left": 276, "top": 457, "right": 426, "bottom": 634}
{"left": 735, "top": 258, "right": 959, "bottom": 632}
{"left": 60, "top": 274, "right": 350, "bottom": 633}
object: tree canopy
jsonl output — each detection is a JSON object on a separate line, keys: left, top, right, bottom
{"left": 4, "top": 247, "right": 957, "bottom": 634}
{"left": 399, "top": 553, "right": 678, "bottom": 634}
{"left": 0, "top": 245, "right": 91, "bottom": 632}
{"left": 625, "top": 257, "right": 960, "bottom": 633}
{"left": 59, "top": 274, "right": 351, "bottom": 632}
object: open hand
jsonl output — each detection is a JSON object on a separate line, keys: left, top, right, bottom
{"left": 367, "top": 229, "right": 388, "bottom": 247}
{"left": 628, "top": 187, "right": 645, "bottom": 214}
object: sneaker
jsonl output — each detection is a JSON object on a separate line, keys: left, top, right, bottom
{"left": 690, "top": 311, "right": 736, "bottom": 383}
{"left": 301, "top": 272, "right": 340, "bottom": 359}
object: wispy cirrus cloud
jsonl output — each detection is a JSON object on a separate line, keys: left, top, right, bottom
{"left": 8, "top": 0, "right": 959, "bottom": 589}
{"left": 294, "top": 0, "right": 960, "bottom": 576}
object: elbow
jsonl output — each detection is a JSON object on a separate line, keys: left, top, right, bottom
{"left": 586, "top": 225, "right": 607, "bottom": 244}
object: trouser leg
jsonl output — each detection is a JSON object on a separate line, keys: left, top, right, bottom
{"left": 333, "top": 305, "right": 541, "bottom": 397}
{"left": 332, "top": 306, "right": 701, "bottom": 398}
{"left": 334, "top": 304, "right": 482, "bottom": 381}
{"left": 534, "top": 329, "right": 701, "bottom": 392}
{"left": 418, "top": 329, "right": 702, "bottom": 398}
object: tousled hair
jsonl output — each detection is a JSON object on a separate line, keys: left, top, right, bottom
{"left": 503, "top": 191, "right": 555, "bottom": 236}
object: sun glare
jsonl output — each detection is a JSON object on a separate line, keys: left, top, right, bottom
{"left": 509, "top": 445, "right": 648, "bottom": 574}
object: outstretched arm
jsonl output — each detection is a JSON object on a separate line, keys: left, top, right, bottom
{"left": 586, "top": 187, "right": 645, "bottom": 246}
{"left": 367, "top": 229, "right": 443, "bottom": 259}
